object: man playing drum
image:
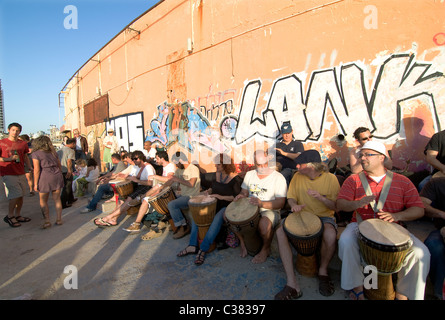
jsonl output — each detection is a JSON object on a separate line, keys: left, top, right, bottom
{"left": 123, "top": 150, "right": 176, "bottom": 235}
{"left": 94, "top": 151, "right": 155, "bottom": 227}
{"left": 337, "top": 140, "right": 430, "bottom": 300}
{"left": 167, "top": 151, "right": 201, "bottom": 239}
{"left": 233, "top": 149, "right": 287, "bottom": 264}
{"left": 274, "top": 150, "right": 340, "bottom": 299}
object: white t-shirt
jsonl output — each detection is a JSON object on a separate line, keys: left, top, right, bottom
{"left": 174, "top": 164, "right": 201, "bottom": 197}
{"left": 162, "top": 162, "right": 176, "bottom": 177}
{"left": 241, "top": 169, "right": 287, "bottom": 212}
{"left": 129, "top": 164, "right": 155, "bottom": 182}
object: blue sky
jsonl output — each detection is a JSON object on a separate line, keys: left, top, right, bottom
{"left": 0, "top": 0, "right": 160, "bottom": 135}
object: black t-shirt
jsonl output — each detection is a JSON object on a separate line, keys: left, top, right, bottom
{"left": 275, "top": 140, "right": 304, "bottom": 169}
{"left": 424, "top": 130, "right": 445, "bottom": 174}
{"left": 419, "top": 177, "right": 445, "bottom": 229}
{"left": 211, "top": 175, "right": 242, "bottom": 212}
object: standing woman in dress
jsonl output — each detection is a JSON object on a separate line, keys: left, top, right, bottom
{"left": 31, "top": 136, "right": 65, "bottom": 228}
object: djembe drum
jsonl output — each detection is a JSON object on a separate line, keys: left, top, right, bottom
{"left": 109, "top": 180, "right": 134, "bottom": 201}
{"left": 283, "top": 211, "right": 323, "bottom": 277}
{"left": 188, "top": 195, "right": 217, "bottom": 252}
{"left": 357, "top": 218, "right": 412, "bottom": 300}
{"left": 225, "top": 198, "right": 262, "bottom": 256}
{"left": 146, "top": 186, "right": 177, "bottom": 231}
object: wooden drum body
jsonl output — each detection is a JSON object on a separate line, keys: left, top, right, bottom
{"left": 225, "top": 198, "right": 262, "bottom": 256}
{"left": 189, "top": 195, "right": 217, "bottom": 252}
{"left": 109, "top": 180, "right": 134, "bottom": 199}
{"left": 146, "top": 186, "right": 176, "bottom": 215}
{"left": 358, "top": 218, "right": 412, "bottom": 300}
{"left": 283, "top": 211, "right": 323, "bottom": 277}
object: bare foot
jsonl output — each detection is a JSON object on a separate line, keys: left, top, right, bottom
{"left": 239, "top": 245, "right": 248, "bottom": 258}
{"left": 252, "top": 249, "right": 269, "bottom": 264}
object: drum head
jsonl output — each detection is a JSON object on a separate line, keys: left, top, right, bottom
{"left": 225, "top": 197, "right": 258, "bottom": 222}
{"left": 109, "top": 179, "right": 125, "bottom": 185}
{"left": 284, "top": 211, "right": 322, "bottom": 237}
{"left": 359, "top": 218, "right": 410, "bottom": 247}
{"left": 189, "top": 195, "right": 216, "bottom": 205}
{"left": 148, "top": 186, "right": 171, "bottom": 201}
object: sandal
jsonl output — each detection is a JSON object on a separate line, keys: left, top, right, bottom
{"left": 318, "top": 275, "right": 335, "bottom": 296}
{"left": 177, "top": 246, "right": 198, "bottom": 257}
{"left": 42, "top": 221, "right": 52, "bottom": 229}
{"left": 194, "top": 249, "right": 206, "bottom": 266}
{"left": 4, "top": 216, "right": 21, "bottom": 228}
{"left": 94, "top": 218, "right": 116, "bottom": 227}
{"left": 16, "top": 216, "right": 31, "bottom": 222}
{"left": 274, "top": 285, "right": 303, "bottom": 300}
{"left": 347, "top": 289, "right": 364, "bottom": 300}
{"left": 141, "top": 229, "right": 163, "bottom": 241}
{"left": 55, "top": 220, "right": 63, "bottom": 226}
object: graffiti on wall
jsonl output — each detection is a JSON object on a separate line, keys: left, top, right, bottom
{"left": 145, "top": 49, "right": 445, "bottom": 170}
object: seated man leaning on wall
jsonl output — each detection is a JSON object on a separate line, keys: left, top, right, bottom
{"left": 273, "top": 123, "right": 304, "bottom": 186}
{"left": 419, "top": 176, "right": 445, "bottom": 300}
{"left": 349, "top": 127, "right": 392, "bottom": 174}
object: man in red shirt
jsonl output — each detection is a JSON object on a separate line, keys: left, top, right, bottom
{"left": 0, "top": 123, "right": 32, "bottom": 227}
{"left": 336, "top": 140, "right": 429, "bottom": 300}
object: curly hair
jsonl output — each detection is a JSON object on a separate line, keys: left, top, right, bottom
{"left": 214, "top": 153, "right": 236, "bottom": 174}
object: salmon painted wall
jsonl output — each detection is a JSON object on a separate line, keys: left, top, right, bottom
{"left": 62, "top": 0, "right": 445, "bottom": 172}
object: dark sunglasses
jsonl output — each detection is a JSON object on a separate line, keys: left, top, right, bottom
{"left": 360, "top": 135, "right": 373, "bottom": 141}
{"left": 132, "top": 157, "right": 139, "bottom": 161}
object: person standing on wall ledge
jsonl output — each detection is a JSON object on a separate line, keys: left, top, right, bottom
{"left": 0, "top": 122, "right": 33, "bottom": 228}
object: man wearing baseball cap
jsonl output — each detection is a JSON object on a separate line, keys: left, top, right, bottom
{"left": 337, "top": 140, "right": 430, "bottom": 300}
{"left": 274, "top": 123, "right": 304, "bottom": 186}
{"left": 274, "top": 149, "right": 340, "bottom": 299}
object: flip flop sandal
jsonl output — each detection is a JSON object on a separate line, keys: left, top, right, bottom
{"left": 347, "top": 289, "right": 364, "bottom": 300}
{"left": 318, "top": 275, "right": 335, "bottom": 296}
{"left": 94, "top": 218, "right": 116, "bottom": 227}
{"left": 274, "top": 285, "right": 303, "bottom": 300}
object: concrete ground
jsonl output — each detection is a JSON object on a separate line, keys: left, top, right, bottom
{"left": 0, "top": 187, "right": 438, "bottom": 301}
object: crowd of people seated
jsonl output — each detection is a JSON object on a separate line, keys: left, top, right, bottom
{"left": 2, "top": 120, "right": 444, "bottom": 300}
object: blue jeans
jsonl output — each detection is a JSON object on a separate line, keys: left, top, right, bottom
{"left": 280, "top": 168, "right": 296, "bottom": 186}
{"left": 87, "top": 183, "right": 113, "bottom": 210}
{"left": 424, "top": 230, "right": 445, "bottom": 299}
{"left": 167, "top": 195, "right": 191, "bottom": 227}
{"left": 189, "top": 207, "right": 225, "bottom": 252}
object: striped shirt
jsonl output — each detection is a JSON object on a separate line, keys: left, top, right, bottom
{"left": 337, "top": 171, "right": 424, "bottom": 222}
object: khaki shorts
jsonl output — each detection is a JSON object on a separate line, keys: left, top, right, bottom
{"left": 2, "top": 175, "right": 28, "bottom": 200}
{"left": 259, "top": 209, "right": 281, "bottom": 229}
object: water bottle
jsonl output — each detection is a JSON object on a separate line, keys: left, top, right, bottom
{"left": 14, "top": 150, "right": 20, "bottom": 163}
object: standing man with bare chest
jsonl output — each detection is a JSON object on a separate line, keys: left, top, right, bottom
{"left": 0, "top": 122, "right": 32, "bottom": 227}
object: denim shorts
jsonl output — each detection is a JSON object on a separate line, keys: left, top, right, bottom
{"left": 320, "top": 216, "right": 338, "bottom": 232}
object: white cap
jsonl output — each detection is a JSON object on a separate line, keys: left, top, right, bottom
{"left": 361, "top": 140, "right": 387, "bottom": 157}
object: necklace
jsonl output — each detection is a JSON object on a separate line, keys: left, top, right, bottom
{"left": 220, "top": 172, "right": 229, "bottom": 183}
